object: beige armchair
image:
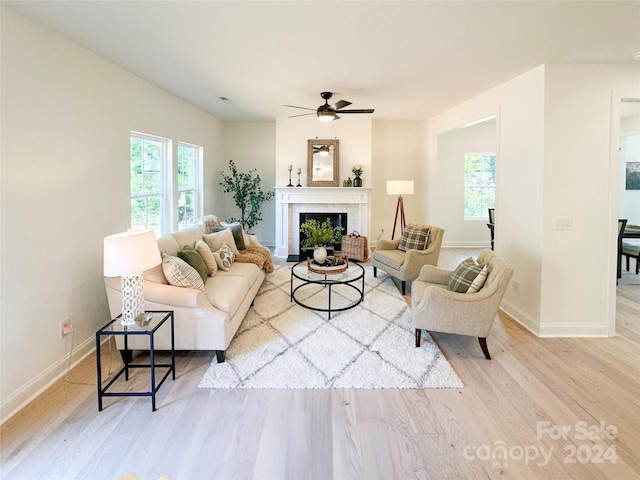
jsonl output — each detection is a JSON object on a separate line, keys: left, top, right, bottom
{"left": 411, "top": 249, "right": 513, "bottom": 359}
{"left": 372, "top": 223, "right": 444, "bottom": 295}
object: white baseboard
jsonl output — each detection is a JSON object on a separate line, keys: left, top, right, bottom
{"left": 0, "top": 335, "right": 97, "bottom": 425}
{"left": 442, "top": 242, "right": 492, "bottom": 249}
{"left": 500, "top": 300, "right": 540, "bottom": 336}
{"left": 501, "top": 301, "right": 610, "bottom": 338}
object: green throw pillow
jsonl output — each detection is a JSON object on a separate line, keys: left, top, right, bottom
{"left": 212, "top": 223, "right": 246, "bottom": 250}
{"left": 448, "top": 257, "right": 485, "bottom": 293}
{"left": 177, "top": 245, "right": 209, "bottom": 283}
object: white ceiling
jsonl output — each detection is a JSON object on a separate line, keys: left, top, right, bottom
{"left": 6, "top": 1, "right": 640, "bottom": 122}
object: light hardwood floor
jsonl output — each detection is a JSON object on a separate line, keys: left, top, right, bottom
{"left": 1, "top": 249, "right": 639, "bottom": 480}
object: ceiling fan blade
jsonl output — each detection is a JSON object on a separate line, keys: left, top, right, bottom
{"left": 283, "top": 104, "right": 316, "bottom": 111}
{"left": 334, "top": 109, "right": 375, "bottom": 114}
{"left": 333, "top": 100, "right": 352, "bottom": 110}
{"left": 287, "top": 112, "right": 316, "bottom": 118}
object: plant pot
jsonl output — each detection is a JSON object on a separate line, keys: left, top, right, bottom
{"left": 313, "top": 246, "right": 328, "bottom": 264}
{"left": 353, "top": 177, "right": 362, "bottom": 187}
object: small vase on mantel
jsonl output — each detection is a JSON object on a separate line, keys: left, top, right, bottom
{"left": 353, "top": 176, "right": 362, "bottom": 187}
{"left": 313, "top": 246, "right": 328, "bottom": 264}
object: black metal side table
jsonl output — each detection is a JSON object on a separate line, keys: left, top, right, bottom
{"left": 96, "top": 310, "right": 175, "bottom": 411}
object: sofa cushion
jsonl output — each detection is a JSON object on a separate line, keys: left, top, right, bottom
{"left": 448, "top": 257, "right": 485, "bottom": 293}
{"left": 195, "top": 240, "right": 218, "bottom": 276}
{"left": 373, "top": 249, "right": 406, "bottom": 270}
{"left": 212, "top": 243, "right": 236, "bottom": 271}
{"left": 216, "top": 262, "right": 261, "bottom": 285}
{"left": 214, "top": 223, "right": 246, "bottom": 250}
{"left": 177, "top": 245, "right": 208, "bottom": 283}
{"left": 203, "top": 228, "right": 239, "bottom": 254}
{"left": 204, "top": 275, "right": 249, "bottom": 314}
{"left": 161, "top": 251, "right": 205, "bottom": 291}
{"left": 398, "top": 225, "right": 430, "bottom": 252}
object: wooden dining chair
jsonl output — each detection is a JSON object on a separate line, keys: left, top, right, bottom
{"left": 618, "top": 219, "right": 628, "bottom": 282}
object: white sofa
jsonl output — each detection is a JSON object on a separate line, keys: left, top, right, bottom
{"left": 104, "top": 223, "right": 267, "bottom": 363}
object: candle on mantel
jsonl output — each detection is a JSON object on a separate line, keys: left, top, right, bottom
{"left": 297, "top": 168, "right": 302, "bottom": 174}
{"left": 288, "top": 164, "right": 293, "bottom": 170}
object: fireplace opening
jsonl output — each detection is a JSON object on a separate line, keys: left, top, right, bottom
{"left": 298, "top": 212, "right": 347, "bottom": 260}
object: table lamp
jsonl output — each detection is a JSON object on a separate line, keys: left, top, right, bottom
{"left": 387, "top": 180, "right": 415, "bottom": 240}
{"left": 104, "top": 229, "right": 161, "bottom": 325}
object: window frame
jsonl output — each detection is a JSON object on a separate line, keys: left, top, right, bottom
{"left": 463, "top": 152, "right": 496, "bottom": 221}
{"left": 176, "top": 141, "right": 204, "bottom": 230}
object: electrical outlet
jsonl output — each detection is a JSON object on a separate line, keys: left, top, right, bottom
{"left": 60, "top": 320, "right": 73, "bottom": 337}
{"left": 555, "top": 217, "right": 573, "bottom": 231}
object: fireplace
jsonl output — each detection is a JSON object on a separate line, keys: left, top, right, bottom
{"left": 298, "top": 212, "right": 347, "bottom": 260}
{"left": 274, "top": 187, "right": 371, "bottom": 259}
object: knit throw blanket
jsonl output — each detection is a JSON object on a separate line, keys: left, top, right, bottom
{"left": 235, "top": 245, "right": 274, "bottom": 274}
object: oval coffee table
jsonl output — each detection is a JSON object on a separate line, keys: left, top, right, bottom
{"left": 290, "top": 260, "right": 365, "bottom": 319}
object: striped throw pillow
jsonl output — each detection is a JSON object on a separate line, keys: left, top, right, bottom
{"left": 161, "top": 251, "right": 205, "bottom": 291}
{"left": 448, "top": 257, "right": 485, "bottom": 293}
{"left": 398, "top": 226, "right": 430, "bottom": 252}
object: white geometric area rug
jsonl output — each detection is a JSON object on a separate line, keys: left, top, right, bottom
{"left": 198, "top": 265, "right": 463, "bottom": 389}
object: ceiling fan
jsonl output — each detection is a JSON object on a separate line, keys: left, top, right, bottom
{"left": 284, "top": 91, "right": 375, "bottom": 121}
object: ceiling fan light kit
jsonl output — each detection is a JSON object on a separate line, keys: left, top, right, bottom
{"left": 286, "top": 91, "right": 374, "bottom": 121}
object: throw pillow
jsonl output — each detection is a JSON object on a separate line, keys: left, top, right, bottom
{"left": 203, "top": 228, "right": 239, "bottom": 254}
{"left": 177, "top": 245, "right": 208, "bottom": 283}
{"left": 398, "top": 225, "right": 430, "bottom": 252}
{"left": 195, "top": 240, "right": 218, "bottom": 276}
{"left": 467, "top": 264, "right": 488, "bottom": 293}
{"left": 198, "top": 214, "right": 223, "bottom": 233}
{"left": 213, "top": 223, "right": 246, "bottom": 250}
{"left": 212, "top": 243, "right": 236, "bottom": 271}
{"left": 448, "top": 257, "right": 485, "bottom": 293}
{"left": 161, "top": 251, "right": 205, "bottom": 291}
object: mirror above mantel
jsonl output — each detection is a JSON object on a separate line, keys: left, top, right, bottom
{"left": 307, "top": 139, "right": 339, "bottom": 186}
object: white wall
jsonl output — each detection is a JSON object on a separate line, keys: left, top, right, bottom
{"left": 540, "top": 64, "right": 640, "bottom": 337}
{"left": 431, "top": 121, "right": 496, "bottom": 247}
{"left": 0, "top": 8, "right": 224, "bottom": 422}
{"left": 275, "top": 115, "right": 372, "bottom": 189}
{"left": 426, "top": 63, "right": 640, "bottom": 338}
{"left": 220, "top": 122, "right": 276, "bottom": 245}
{"left": 371, "top": 121, "right": 425, "bottom": 244}
{"left": 427, "top": 66, "right": 546, "bottom": 333}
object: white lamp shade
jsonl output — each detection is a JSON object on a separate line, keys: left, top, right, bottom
{"left": 104, "top": 229, "right": 161, "bottom": 277}
{"left": 387, "top": 180, "right": 415, "bottom": 196}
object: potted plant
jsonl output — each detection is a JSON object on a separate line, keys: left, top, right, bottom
{"left": 300, "top": 217, "right": 344, "bottom": 263}
{"left": 219, "top": 159, "right": 274, "bottom": 232}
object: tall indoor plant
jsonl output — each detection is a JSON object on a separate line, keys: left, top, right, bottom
{"left": 219, "top": 159, "right": 274, "bottom": 232}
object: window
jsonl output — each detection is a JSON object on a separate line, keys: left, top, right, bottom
{"left": 177, "top": 142, "right": 201, "bottom": 230}
{"left": 464, "top": 153, "right": 496, "bottom": 219}
{"left": 130, "top": 133, "right": 167, "bottom": 235}
{"left": 130, "top": 133, "right": 203, "bottom": 236}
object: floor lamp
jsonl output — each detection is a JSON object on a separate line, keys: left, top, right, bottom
{"left": 387, "top": 180, "right": 415, "bottom": 240}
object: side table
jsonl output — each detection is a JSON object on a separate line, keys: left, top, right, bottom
{"left": 96, "top": 310, "right": 175, "bottom": 411}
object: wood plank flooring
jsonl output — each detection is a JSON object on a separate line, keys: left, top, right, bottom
{"left": 1, "top": 249, "right": 638, "bottom": 480}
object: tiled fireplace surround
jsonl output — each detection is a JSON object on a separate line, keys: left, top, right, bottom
{"left": 274, "top": 187, "right": 372, "bottom": 258}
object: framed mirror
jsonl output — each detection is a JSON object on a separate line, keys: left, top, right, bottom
{"left": 307, "top": 139, "right": 339, "bottom": 187}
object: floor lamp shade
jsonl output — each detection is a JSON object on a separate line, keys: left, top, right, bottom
{"left": 386, "top": 180, "right": 415, "bottom": 240}
{"left": 104, "top": 229, "right": 161, "bottom": 325}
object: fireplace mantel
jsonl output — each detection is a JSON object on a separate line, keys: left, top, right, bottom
{"left": 274, "top": 187, "right": 372, "bottom": 258}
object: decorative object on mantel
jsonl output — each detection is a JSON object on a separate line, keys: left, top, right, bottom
{"left": 352, "top": 165, "right": 363, "bottom": 187}
{"left": 287, "top": 164, "right": 293, "bottom": 187}
{"left": 198, "top": 265, "right": 463, "bottom": 389}
{"left": 296, "top": 167, "right": 302, "bottom": 187}
{"left": 387, "top": 180, "right": 415, "bottom": 240}
{"left": 307, "top": 139, "right": 339, "bottom": 187}
{"left": 300, "top": 217, "right": 345, "bottom": 262}
{"left": 219, "top": 159, "right": 275, "bottom": 232}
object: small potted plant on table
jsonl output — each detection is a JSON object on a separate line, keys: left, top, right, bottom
{"left": 300, "top": 218, "right": 344, "bottom": 264}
